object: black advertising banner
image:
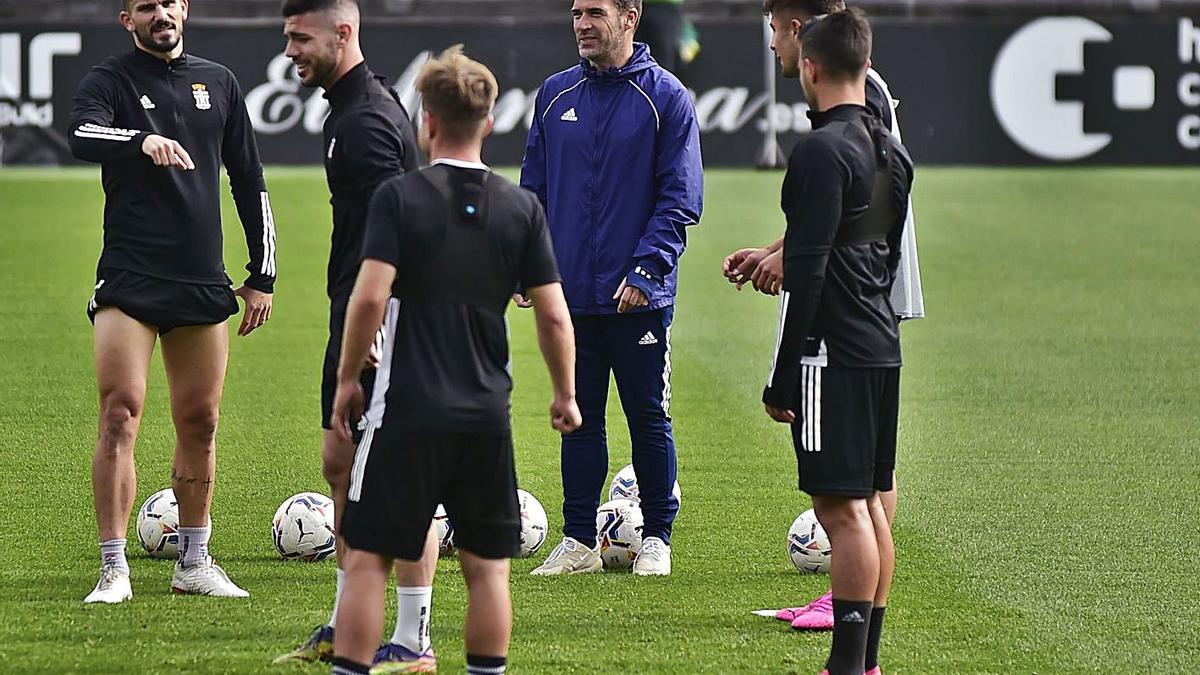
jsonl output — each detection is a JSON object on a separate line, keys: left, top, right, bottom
{"left": 1, "top": 15, "right": 1198, "bottom": 165}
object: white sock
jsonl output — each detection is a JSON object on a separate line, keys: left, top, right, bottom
{"left": 329, "top": 568, "right": 346, "bottom": 628}
{"left": 391, "top": 585, "right": 433, "bottom": 653}
{"left": 100, "top": 539, "right": 129, "bottom": 574}
{"left": 178, "top": 525, "right": 211, "bottom": 567}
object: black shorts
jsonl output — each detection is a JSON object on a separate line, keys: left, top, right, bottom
{"left": 340, "top": 426, "right": 520, "bottom": 561}
{"left": 792, "top": 365, "right": 899, "bottom": 498}
{"left": 87, "top": 268, "right": 237, "bottom": 335}
{"left": 321, "top": 298, "right": 377, "bottom": 430}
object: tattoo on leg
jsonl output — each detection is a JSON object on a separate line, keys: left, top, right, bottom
{"left": 171, "top": 467, "right": 214, "bottom": 493}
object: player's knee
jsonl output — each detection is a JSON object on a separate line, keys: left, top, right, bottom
{"left": 812, "top": 496, "right": 871, "bottom": 534}
{"left": 98, "top": 396, "right": 141, "bottom": 445}
{"left": 174, "top": 405, "right": 219, "bottom": 446}
{"left": 321, "top": 444, "right": 354, "bottom": 486}
{"left": 459, "top": 554, "right": 509, "bottom": 588}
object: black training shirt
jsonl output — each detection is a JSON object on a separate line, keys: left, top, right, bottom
{"left": 763, "top": 104, "right": 914, "bottom": 411}
{"left": 360, "top": 160, "right": 561, "bottom": 433}
{"left": 322, "top": 63, "right": 420, "bottom": 301}
{"left": 68, "top": 48, "right": 276, "bottom": 292}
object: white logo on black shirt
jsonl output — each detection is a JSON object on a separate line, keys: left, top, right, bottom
{"left": 140, "top": 95, "right": 155, "bottom": 110}
{"left": 191, "top": 83, "right": 211, "bottom": 111}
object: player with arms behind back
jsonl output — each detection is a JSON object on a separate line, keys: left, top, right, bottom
{"left": 69, "top": 0, "right": 276, "bottom": 603}
{"left": 728, "top": 0, "right": 925, "bottom": 632}
{"left": 329, "top": 47, "right": 581, "bottom": 675}
{"left": 272, "top": 1, "right": 441, "bottom": 669}
{"left": 758, "top": 10, "right": 913, "bottom": 674}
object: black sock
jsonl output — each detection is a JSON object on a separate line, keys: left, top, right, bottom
{"left": 825, "top": 599, "right": 873, "bottom": 675}
{"left": 331, "top": 656, "right": 370, "bottom": 675}
{"left": 865, "top": 606, "right": 886, "bottom": 670}
{"left": 466, "top": 653, "right": 507, "bottom": 674}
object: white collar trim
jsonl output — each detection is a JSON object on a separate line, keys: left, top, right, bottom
{"left": 432, "top": 158, "right": 490, "bottom": 171}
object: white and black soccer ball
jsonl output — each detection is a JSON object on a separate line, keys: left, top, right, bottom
{"left": 272, "top": 492, "right": 336, "bottom": 562}
{"left": 787, "top": 509, "right": 831, "bottom": 574}
{"left": 607, "top": 464, "right": 682, "bottom": 506}
{"left": 433, "top": 504, "right": 455, "bottom": 557}
{"left": 517, "top": 489, "right": 549, "bottom": 557}
{"left": 595, "top": 498, "right": 644, "bottom": 570}
{"left": 136, "top": 488, "right": 180, "bottom": 559}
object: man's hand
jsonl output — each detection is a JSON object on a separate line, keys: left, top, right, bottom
{"left": 142, "top": 134, "right": 195, "bottom": 170}
{"left": 613, "top": 279, "right": 649, "bottom": 313}
{"left": 551, "top": 395, "right": 582, "bottom": 434}
{"left": 330, "top": 379, "right": 365, "bottom": 443}
{"left": 765, "top": 403, "right": 796, "bottom": 424}
{"left": 750, "top": 249, "right": 784, "bottom": 296}
{"left": 512, "top": 293, "right": 533, "bottom": 309}
{"left": 723, "top": 247, "right": 772, "bottom": 290}
{"left": 233, "top": 285, "right": 272, "bottom": 337}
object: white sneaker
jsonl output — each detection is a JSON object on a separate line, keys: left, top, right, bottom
{"left": 530, "top": 536, "right": 602, "bottom": 576}
{"left": 170, "top": 556, "right": 250, "bottom": 597}
{"left": 84, "top": 565, "right": 132, "bottom": 604}
{"left": 633, "top": 537, "right": 671, "bottom": 576}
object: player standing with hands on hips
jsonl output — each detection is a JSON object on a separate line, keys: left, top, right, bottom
{"left": 69, "top": 0, "right": 276, "bottom": 603}
{"left": 522, "top": 0, "right": 703, "bottom": 577}
{"left": 758, "top": 10, "right": 912, "bottom": 675}
{"left": 329, "top": 46, "right": 581, "bottom": 675}
{"left": 272, "top": 1, "right": 442, "bottom": 669}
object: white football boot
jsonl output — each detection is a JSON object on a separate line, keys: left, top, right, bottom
{"left": 632, "top": 537, "right": 671, "bottom": 576}
{"left": 530, "top": 536, "right": 602, "bottom": 576}
{"left": 170, "top": 556, "right": 249, "bottom": 597}
{"left": 83, "top": 565, "right": 133, "bottom": 604}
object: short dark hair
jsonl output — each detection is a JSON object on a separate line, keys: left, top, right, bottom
{"left": 280, "top": 0, "right": 356, "bottom": 18}
{"left": 614, "top": 0, "right": 643, "bottom": 13}
{"left": 762, "top": 0, "right": 845, "bottom": 18}
{"left": 799, "top": 7, "right": 871, "bottom": 80}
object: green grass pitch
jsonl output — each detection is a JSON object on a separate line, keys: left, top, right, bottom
{"left": 0, "top": 166, "right": 1197, "bottom": 673}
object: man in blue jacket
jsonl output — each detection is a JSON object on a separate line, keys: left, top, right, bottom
{"left": 521, "top": 0, "right": 703, "bottom": 577}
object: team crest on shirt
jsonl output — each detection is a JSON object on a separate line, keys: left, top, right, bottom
{"left": 191, "top": 83, "right": 211, "bottom": 111}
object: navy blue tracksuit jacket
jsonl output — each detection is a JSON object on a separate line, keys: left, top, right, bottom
{"left": 521, "top": 43, "right": 703, "bottom": 545}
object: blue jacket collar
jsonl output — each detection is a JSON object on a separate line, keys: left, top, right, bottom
{"left": 581, "top": 42, "right": 656, "bottom": 81}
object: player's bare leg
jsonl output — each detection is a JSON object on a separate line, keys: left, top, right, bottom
{"left": 813, "top": 495, "right": 880, "bottom": 675}
{"left": 377, "top": 531, "right": 439, "bottom": 670}
{"left": 335, "top": 548, "right": 392, "bottom": 671}
{"left": 863, "top": 492, "right": 895, "bottom": 675}
{"left": 786, "top": 477, "right": 899, "bottom": 628}
{"left": 272, "top": 430, "right": 355, "bottom": 664}
{"left": 459, "top": 550, "right": 511, "bottom": 671}
{"left": 85, "top": 308, "right": 156, "bottom": 604}
{"left": 160, "top": 322, "right": 245, "bottom": 597}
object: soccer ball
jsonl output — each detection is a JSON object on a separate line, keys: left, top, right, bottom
{"left": 272, "top": 492, "right": 336, "bottom": 561}
{"left": 608, "top": 464, "right": 682, "bottom": 506}
{"left": 787, "top": 509, "right": 831, "bottom": 573}
{"left": 136, "top": 488, "right": 180, "bottom": 559}
{"left": 517, "top": 489, "right": 549, "bottom": 557}
{"left": 596, "top": 498, "right": 644, "bottom": 570}
{"left": 433, "top": 504, "right": 455, "bottom": 557}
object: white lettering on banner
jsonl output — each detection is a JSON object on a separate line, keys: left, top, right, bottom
{"left": 991, "top": 17, "right": 1114, "bottom": 161}
{"left": 29, "top": 33, "right": 80, "bottom": 98}
{"left": 1180, "top": 18, "right": 1200, "bottom": 64}
{"left": 1180, "top": 72, "right": 1200, "bottom": 106}
{"left": 0, "top": 31, "right": 81, "bottom": 128}
{"left": 1179, "top": 114, "right": 1200, "bottom": 149}
{"left": 246, "top": 51, "right": 796, "bottom": 137}
{"left": 0, "top": 34, "right": 19, "bottom": 99}
{"left": 0, "top": 101, "right": 53, "bottom": 127}
{"left": 245, "top": 53, "right": 319, "bottom": 134}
